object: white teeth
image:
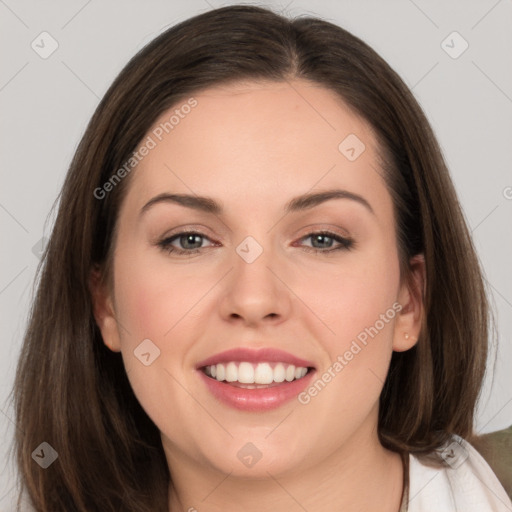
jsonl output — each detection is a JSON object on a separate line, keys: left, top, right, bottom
{"left": 225, "top": 362, "right": 238, "bottom": 382}
{"left": 254, "top": 363, "right": 273, "bottom": 384}
{"left": 203, "top": 361, "right": 310, "bottom": 384}
{"left": 285, "top": 364, "right": 295, "bottom": 382}
{"left": 216, "top": 363, "right": 225, "bottom": 381}
{"left": 273, "top": 363, "right": 286, "bottom": 383}
{"left": 238, "top": 362, "right": 254, "bottom": 383}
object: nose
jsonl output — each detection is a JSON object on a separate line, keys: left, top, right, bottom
{"left": 217, "top": 236, "right": 293, "bottom": 328}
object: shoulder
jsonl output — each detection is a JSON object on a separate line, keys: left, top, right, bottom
{"left": 407, "top": 434, "right": 512, "bottom": 512}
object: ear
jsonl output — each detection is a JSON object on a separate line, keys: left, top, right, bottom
{"left": 392, "top": 254, "right": 426, "bottom": 352}
{"left": 89, "top": 266, "right": 122, "bottom": 352}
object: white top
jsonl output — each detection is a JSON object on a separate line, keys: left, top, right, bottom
{"left": 407, "top": 434, "right": 512, "bottom": 511}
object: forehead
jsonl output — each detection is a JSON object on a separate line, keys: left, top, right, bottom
{"left": 121, "top": 79, "right": 389, "bottom": 220}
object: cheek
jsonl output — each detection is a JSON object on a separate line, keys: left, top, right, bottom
{"left": 306, "top": 243, "right": 400, "bottom": 346}
{"left": 293, "top": 247, "right": 400, "bottom": 430}
{"left": 113, "top": 246, "right": 197, "bottom": 341}
{"left": 114, "top": 271, "right": 168, "bottom": 342}
{"left": 111, "top": 249, "right": 198, "bottom": 435}
{"left": 302, "top": 240, "right": 401, "bottom": 408}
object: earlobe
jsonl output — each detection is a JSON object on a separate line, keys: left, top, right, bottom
{"left": 392, "top": 254, "right": 426, "bottom": 352}
{"left": 89, "top": 267, "right": 122, "bottom": 353}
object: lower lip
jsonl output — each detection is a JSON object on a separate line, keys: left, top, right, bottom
{"left": 197, "top": 368, "right": 316, "bottom": 411}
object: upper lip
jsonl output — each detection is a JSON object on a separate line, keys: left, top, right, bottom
{"left": 196, "top": 347, "right": 315, "bottom": 370}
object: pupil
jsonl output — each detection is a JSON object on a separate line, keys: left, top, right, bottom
{"left": 314, "top": 234, "right": 331, "bottom": 248}
{"left": 183, "top": 234, "right": 201, "bottom": 249}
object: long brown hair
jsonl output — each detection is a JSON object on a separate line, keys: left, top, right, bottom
{"left": 12, "top": 5, "right": 491, "bottom": 510}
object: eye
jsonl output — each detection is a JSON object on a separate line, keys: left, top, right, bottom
{"left": 157, "top": 231, "right": 215, "bottom": 256}
{"left": 297, "top": 231, "right": 354, "bottom": 253}
{"left": 156, "top": 229, "right": 354, "bottom": 257}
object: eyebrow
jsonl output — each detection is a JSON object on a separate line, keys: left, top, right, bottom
{"left": 139, "top": 188, "right": 375, "bottom": 218}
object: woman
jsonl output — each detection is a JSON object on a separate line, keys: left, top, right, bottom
{"left": 12, "top": 5, "right": 512, "bottom": 511}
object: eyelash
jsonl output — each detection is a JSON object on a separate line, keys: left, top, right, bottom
{"left": 157, "top": 230, "right": 354, "bottom": 256}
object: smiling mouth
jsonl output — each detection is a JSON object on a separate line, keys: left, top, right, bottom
{"left": 201, "top": 361, "right": 314, "bottom": 388}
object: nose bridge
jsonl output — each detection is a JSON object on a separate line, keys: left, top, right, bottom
{"left": 235, "top": 235, "right": 267, "bottom": 266}
{"left": 232, "top": 233, "right": 277, "bottom": 295}
{"left": 219, "top": 233, "right": 291, "bottom": 324}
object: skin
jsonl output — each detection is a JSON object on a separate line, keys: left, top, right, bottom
{"left": 91, "top": 79, "right": 425, "bottom": 512}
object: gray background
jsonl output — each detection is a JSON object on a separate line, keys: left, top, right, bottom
{"left": 1, "top": 0, "right": 511, "bottom": 508}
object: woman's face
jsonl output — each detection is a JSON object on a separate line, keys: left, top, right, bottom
{"left": 94, "top": 79, "right": 422, "bottom": 479}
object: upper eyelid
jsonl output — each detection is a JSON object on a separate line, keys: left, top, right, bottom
{"left": 160, "top": 228, "right": 216, "bottom": 244}
{"left": 160, "top": 227, "right": 350, "bottom": 238}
